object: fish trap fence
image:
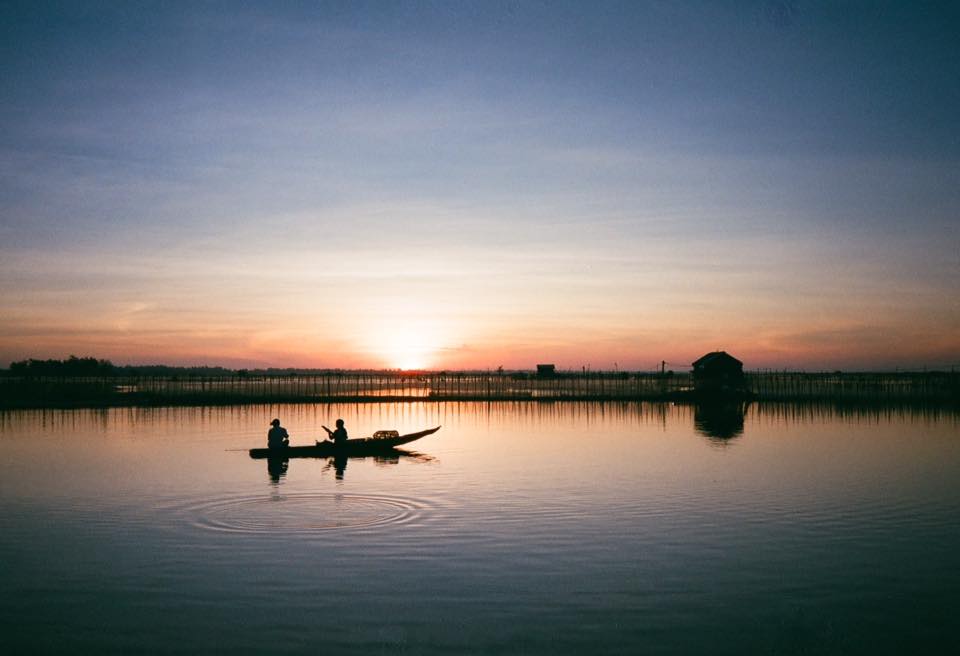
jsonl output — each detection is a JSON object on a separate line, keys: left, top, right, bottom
{"left": 1, "top": 371, "right": 957, "bottom": 408}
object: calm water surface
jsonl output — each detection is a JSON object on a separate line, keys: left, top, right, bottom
{"left": 1, "top": 402, "right": 958, "bottom": 654}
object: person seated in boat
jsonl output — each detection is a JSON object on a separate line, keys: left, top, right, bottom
{"left": 321, "top": 418, "right": 348, "bottom": 446}
{"left": 267, "top": 418, "right": 289, "bottom": 449}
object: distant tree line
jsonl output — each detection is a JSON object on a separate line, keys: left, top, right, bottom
{"left": 9, "top": 356, "right": 115, "bottom": 377}
{"left": 5, "top": 356, "right": 235, "bottom": 378}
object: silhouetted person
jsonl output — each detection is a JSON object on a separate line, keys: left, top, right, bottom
{"left": 267, "top": 418, "right": 289, "bottom": 449}
{"left": 321, "top": 418, "right": 348, "bottom": 445}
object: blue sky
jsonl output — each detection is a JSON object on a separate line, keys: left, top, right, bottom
{"left": 1, "top": 1, "right": 958, "bottom": 370}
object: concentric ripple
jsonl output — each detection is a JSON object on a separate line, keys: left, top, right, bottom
{"left": 174, "top": 493, "right": 430, "bottom": 535}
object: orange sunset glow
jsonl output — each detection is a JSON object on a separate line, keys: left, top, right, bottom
{"left": 1, "top": 3, "right": 958, "bottom": 373}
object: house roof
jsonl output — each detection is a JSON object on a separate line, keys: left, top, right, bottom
{"left": 692, "top": 351, "right": 743, "bottom": 368}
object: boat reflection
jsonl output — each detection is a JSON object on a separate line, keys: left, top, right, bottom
{"left": 693, "top": 402, "right": 748, "bottom": 444}
{"left": 324, "top": 449, "right": 435, "bottom": 480}
{"left": 265, "top": 448, "right": 434, "bottom": 483}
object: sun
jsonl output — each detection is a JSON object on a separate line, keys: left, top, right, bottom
{"left": 395, "top": 355, "right": 426, "bottom": 371}
{"left": 366, "top": 322, "right": 440, "bottom": 370}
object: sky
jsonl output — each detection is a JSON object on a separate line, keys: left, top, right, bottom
{"left": 1, "top": 0, "right": 958, "bottom": 371}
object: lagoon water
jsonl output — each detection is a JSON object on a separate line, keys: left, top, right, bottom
{"left": 1, "top": 402, "right": 958, "bottom": 654}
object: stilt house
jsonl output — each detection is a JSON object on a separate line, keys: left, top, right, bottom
{"left": 691, "top": 351, "right": 745, "bottom": 392}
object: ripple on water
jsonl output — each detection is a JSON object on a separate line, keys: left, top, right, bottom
{"left": 171, "top": 493, "right": 431, "bottom": 535}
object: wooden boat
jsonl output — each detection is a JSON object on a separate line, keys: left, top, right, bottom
{"left": 249, "top": 426, "right": 440, "bottom": 459}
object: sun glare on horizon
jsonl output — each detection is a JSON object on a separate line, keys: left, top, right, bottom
{"left": 364, "top": 321, "right": 444, "bottom": 371}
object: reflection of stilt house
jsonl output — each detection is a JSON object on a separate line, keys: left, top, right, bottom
{"left": 691, "top": 351, "right": 745, "bottom": 393}
{"left": 694, "top": 403, "right": 746, "bottom": 441}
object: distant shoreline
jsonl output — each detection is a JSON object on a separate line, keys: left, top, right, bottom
{"left": 1, "top": 371, "right": 957, "bottom": 410}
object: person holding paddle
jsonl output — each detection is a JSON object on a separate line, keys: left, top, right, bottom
{"left": 321, "top": 418, "right": 348, "bottom": 446}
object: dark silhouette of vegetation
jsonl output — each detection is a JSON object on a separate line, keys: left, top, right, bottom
{"left": 9, "top": 356, "right": 115, "bottom": 377}
{"left": 4, "top": 356, "right": 235, "bottom": 378}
